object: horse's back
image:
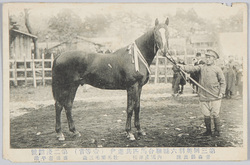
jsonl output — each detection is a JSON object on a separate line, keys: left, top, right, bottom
{"left": 54, "top": 49, "right": 127, "bottom": 66}
{"left": 54, "top": 51, "right": 94, "bottom": 67}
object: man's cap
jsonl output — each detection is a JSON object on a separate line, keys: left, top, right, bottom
{"left": 205, "top": 49, "right": 219, "bottom": 59}
{"left": 179, "top": 57, "right": 184, "bottom": 61}
{"left": 196, "top": 52, "right": 201, "bottom": 57}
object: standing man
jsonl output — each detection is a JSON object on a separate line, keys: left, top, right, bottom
{"left": 194, "top": 52, "right": 206, "bottom": 66}
{"left": 225, "top": 56, "right": 237, "bottom": 99}
{"left": 235, "top": 65, "right": 243, "bottom": 98}
{"left": 178, "top": 50, "right": 226, "bottom": 137}
{"left": 172, "top": 58, "right": 186, "bottom": 96}
{"left": 178, "top": 58, "right": 186, "bottom": 94}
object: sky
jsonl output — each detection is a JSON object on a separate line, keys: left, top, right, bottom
{"left": 7, "top": 3, "right": 243, "bottom": 23}
{"left": 6, "top": 3, "right": 245, "bottom": 55}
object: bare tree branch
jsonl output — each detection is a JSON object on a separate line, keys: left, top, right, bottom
{"left": 24, "top": 9, "right": 39, "bottom": 58}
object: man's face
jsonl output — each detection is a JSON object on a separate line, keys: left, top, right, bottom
{"left": 206, "top": 55, "right": 215, "bottom": 65}
{"left": 196, "top": 56, "right": 201, "bottom": 60}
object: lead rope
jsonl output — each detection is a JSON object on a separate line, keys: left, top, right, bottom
{"left": 164, "top": 52, "right": 220, "bottom": 99}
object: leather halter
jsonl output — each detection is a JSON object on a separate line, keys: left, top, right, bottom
{"left": 154, "top": 42, "right": 159, "bottom": 55}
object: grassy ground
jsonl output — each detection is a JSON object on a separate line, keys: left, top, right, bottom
{"left": 9, "top": 84, "right": 243, "bottom": 148}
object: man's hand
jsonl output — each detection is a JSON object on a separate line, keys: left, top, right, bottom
{"left": 218, "top": 93, "right": 224, "bottom": 98}
{"left": 176, "top": 64, "right": 183, "bottom": 69}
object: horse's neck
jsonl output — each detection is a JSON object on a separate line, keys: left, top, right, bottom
{"left": 135, "top": 29, "right": 156, "bottom": 66}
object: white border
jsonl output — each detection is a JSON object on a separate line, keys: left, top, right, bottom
{"left": 1, "top": 0, "right": 249, "bottom": 164}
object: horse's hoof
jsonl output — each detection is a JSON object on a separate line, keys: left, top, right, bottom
{"left": 57, "top": 133, "right": 65, "bottom": 141}
{"left": 138, "top": 130, "right": 146, "bottom": 136}
{"left": 127, "top": 133, "right": 136, "bottom": 141}
{"left": 129, "top": 136, "right": 136, "bottom": 141}
{"left": 73, "top": 131, "right": 81, "bottom": 137}
{"left": 58, "top": 136, "right": 65, "bottom": 141}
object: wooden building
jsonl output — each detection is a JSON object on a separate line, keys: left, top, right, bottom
{"left": 9, "top": 29, "right": 37, "bottom": 60}
{"left": 189, "top": 34, "right": 217, "bottom": 54}
{"left": 46, "top": 36, "right": 113, "bottom": 58}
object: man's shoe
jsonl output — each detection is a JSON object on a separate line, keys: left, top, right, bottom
{"left": 212, "top": 130, "right": 220, "bottom": 137}
{"left": 201, "top": 117, "right": 212, "bottom": 136}
{"left": 202, "top": 130, "right": 212, "bottom": 136}
{"left": 212, "top": 117, "right": 221, "bottom": 137}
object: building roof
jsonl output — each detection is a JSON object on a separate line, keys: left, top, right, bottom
{"left": 12, "top": 29, "right": 37, "bottom": 39}
{"left": 169, "top": 38, "right": 186, "bottom": 45}
{"left": 190, "top": 34, "right": 215, "bottom": 44}
{"left": 75, "top": 36, "right": 104, "bottom": 47}
{"left": 38, "top": 42, "right": 61, "bottom": 49}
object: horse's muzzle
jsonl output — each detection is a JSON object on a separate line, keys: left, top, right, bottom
{"left": 158, "top": 48, "right": 169, "bottom": 57}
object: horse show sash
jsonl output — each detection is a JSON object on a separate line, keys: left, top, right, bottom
{"left": 127, "top": 42, "right": 151, "bottom": 74}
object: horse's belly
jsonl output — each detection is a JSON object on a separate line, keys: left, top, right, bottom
{"left": 82, "top": 70, "right": 127, "bottom": 90}
{"left": 85, "top": 78, "right": 126, "bottom": 90}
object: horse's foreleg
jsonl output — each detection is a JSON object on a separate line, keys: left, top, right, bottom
{"left": 55, "top": 101, "right": 65, "bottom": 141}
{"left": 134, "top": 85, "right": 146, "bottom": 136}
{"left": 64, "top": 85, "right": 81, "bottom": 137}
{"left": 126, "top": 84, "right": 138, "bottom": 141}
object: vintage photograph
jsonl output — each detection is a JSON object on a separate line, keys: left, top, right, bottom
{"left": 2, "top": 2, "right": 248, "bottom": 162}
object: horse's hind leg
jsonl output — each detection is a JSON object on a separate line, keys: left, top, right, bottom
{"left": 55, "top": 101, "right": 65, "bottom": 141}
{"left": 64, "top": 84, "right": 81, "bottom": 137}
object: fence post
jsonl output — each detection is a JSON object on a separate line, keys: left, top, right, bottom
{"left": 51, "top": 53, "right": 54, "bottom": 68}
{"left": 42, "top": 53, "right": 45, "bottom": 86}
{"left": 164, "top": 57, "right": 167, "bottom": 84}
{"left": 13, "top": 55, "right": 18, "bottom": 86}
{"left": 32, "top": 54, "right": 37, "bottom": 88}
{"left": 24, "top": 55, "right": 27, "bottom": 86}
{"left": 154, "top": 52, "right": 159, "bottom": 84}
{"left": 184, "top": 42, "right": 187, "bottom": 64}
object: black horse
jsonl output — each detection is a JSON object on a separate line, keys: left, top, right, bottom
{"left": 52, "top": 18, "right": 170, "bottom": 141}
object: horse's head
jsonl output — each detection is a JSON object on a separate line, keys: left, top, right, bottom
{"left": 154, "top": 18, "right": 170, "bottom": 56}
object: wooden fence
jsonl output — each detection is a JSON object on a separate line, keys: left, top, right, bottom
{"left": 150, "top": 53, "right": 195, "bottom": 84}
{"left": 9, "top": 53, "right": 195, "bottom": 87}
{"left": 150, "top": 56, "right": 171, "bottom": 84}
{"left": 9, "top": 54, "right": 54, "bottom": 87}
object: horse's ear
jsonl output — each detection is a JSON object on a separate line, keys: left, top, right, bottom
{"left": 165, "top": 18, "right": 169, "bottom": 26}
{"left": 155, "top": 18, "right": 159, "bottom": 26}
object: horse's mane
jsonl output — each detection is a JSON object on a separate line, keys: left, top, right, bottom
{"left": 135, "top": 28, "right": 154, "bottom": 44}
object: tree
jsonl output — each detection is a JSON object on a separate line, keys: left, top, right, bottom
{"left": 48, "top": 9, "right": 83, "bottom": 41}
{"left": 9, "top": 16, "right": 19, "bottom": 50}
{"left": 176, "top": 8, "right": 186, "bottom": 19}
{"left": 186, "top": 8, "right": 200, "bottom": 23}
{"left": 9, "top": 16, "right": 19, "bottom": 30}
{"left": 216, "top": 10, "right": 243, "bottom": 32}
{"left": 24, "top": 9, "right": 39, "bottom": 58}
{"left": 105, "top": 11, "right": 152, "bottom": 45}
{"left": 169, "top": 8, "right": 207, "bottom": 38}
{"left": 82, "top": 14, "right": 111, "bottom": 37}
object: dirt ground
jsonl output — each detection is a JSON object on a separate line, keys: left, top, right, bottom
{"left": 9, "top": 84, "right": 243, "bottom": 148}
